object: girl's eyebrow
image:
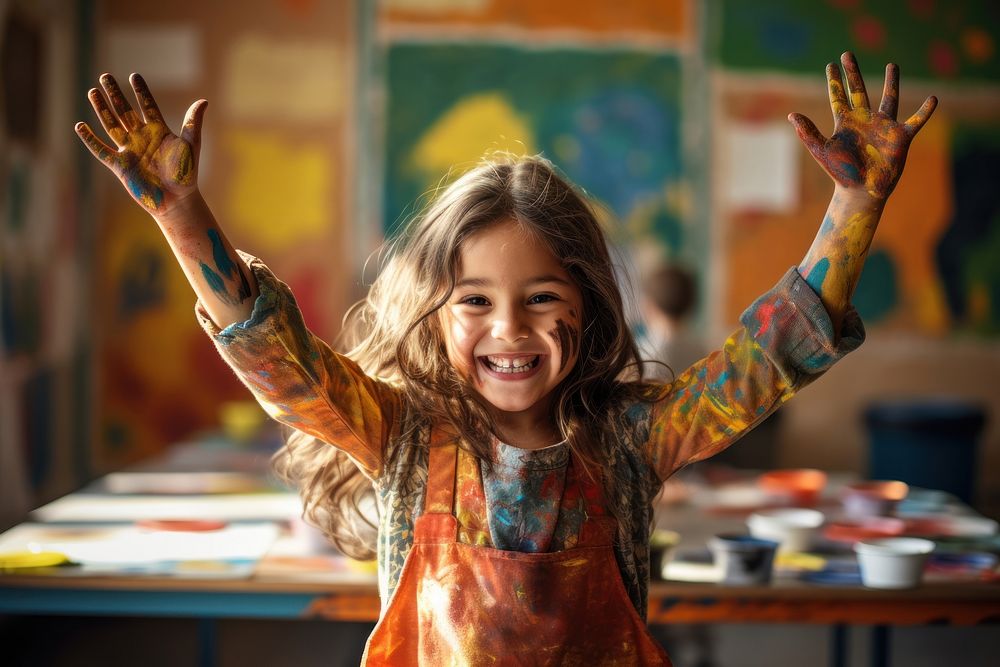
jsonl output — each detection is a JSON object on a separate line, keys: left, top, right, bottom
{"left": 455, "top": 275, "right": 572, "bottom": 288}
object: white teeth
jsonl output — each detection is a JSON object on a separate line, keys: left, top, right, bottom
{"left": 484, "top": 355, "right": 538, "bottom": 373}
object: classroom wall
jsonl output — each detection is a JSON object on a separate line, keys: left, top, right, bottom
{"left": 376, "top": 0, "right": 1000, "bottom": 512}
{"left": 704, "top": 0, "right": 1000, "bottom": 513}
{"left": 0, "top": 0, "right": 92, "bottom": 527}
{"left": 88, "top": 0, "right": 357, "bottom": 473}
{"left": 1, "top": 0, "right": 998, "bottom": 520}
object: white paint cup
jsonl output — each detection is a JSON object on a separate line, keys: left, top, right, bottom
{"left": 747, "top": 508, "right": 825, "bottom": 553}
{"left": 709, "top": 534, "right": 780, "bottom": 585}
{"left": 854, "top": 537, "right": 935, "bottom": 589}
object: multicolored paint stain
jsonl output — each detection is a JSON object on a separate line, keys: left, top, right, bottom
{"left": 479, "top": 439, "right": 585, "bottom": 552}
{"left": 790, "top": 52, "right": 935, "bottom": 329}
{"left": 362, "top": 443, "right": 673, "bottom": 664}
{"left": 123, "top": 166, "right": 165, "bottom": 211}
{"left": 790, "top": 54, "right": 935, "bottom": 201}
{"left": 76, "top": 73, "right": 201, "bottom": 217}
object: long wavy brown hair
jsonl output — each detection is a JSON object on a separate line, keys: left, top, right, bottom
{"left": 272, "top": 154, "right": 653, "bottom": 559}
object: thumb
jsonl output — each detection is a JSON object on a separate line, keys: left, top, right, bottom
{"left": 180, "top": 99, "right": 208, "bottom": 153}
{"left": 788, "top": 112, "right": 826, "bottom": 160}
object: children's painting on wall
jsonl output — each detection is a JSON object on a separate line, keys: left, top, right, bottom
{"left": 713, "top": 0, "right": 1000, "bottom": 336}
{"left": 385, "top": 45, "right": 688, "bottom": 255}
{"left": 93, "top": 0, "right": 356, "bottom": 469}
{"left": 716, "top": 0, "right": 1000, "bottom": 81}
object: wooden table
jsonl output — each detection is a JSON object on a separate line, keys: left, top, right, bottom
{"left": 3, "top": 569, "right": 998, "bottom": 666}
{"left": 5, "top": 567, "right": 998, "bottom": 624}
{"left": 2, "top": 439, "right": 998, "bottom": 667}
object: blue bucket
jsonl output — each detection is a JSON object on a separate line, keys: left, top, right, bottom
{"left": 864, "top": 400, "right": 986, "bottom": 504}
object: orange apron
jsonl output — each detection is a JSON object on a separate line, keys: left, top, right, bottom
{"left": 362, "top": 435, "right": 672, "bottom": 666}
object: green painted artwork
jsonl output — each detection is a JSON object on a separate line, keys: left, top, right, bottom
{"left": 714, "top": 0, "right": 1000, "bottom": 82}
{"left": 384, "top": 45, "right": 686, "bottom": 251}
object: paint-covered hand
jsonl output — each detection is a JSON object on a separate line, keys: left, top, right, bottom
{"left": 75, "top": 73, "right": 206, "bottom": 217}
{"left": 788, "top": 52, "right": 937, "bottom": 201}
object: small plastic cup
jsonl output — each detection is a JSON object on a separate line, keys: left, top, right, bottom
{"left": 709, "top": 534, "right": 779, "bottom": 585}
{"left": 854, "top": 537, "right": 935, "bottom": 589}
{"left": 841, "top": 481, "right": 909, "bottom": 519}
{"left": 747, "top": 508, "right": 825, "bottom": 553}
{"left": 757, "top": 469, "right": 828, "bottom": 506}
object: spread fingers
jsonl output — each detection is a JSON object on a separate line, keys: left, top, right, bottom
{"left": 841, "top": 51, "right": 870, "bottom": 110}
{"left": 75, "top": 121, "right": 118, "bottom": 169}
{"left": 878, "top": 63, "right": 899, "bottom": 120}
{"left": 827, "top": 62, "right": 849, "bottom": 119}
{"left": 129, "top": 73, "right": 164, "bottom": 124}
{"left": 99, "top": 73, "right": 142, "bottom": 131}
{"left": 87, "top": 87, "right": 128, "bottom": 147}
{"left": 904, "top": 96, "right": 938, "bottom": 137}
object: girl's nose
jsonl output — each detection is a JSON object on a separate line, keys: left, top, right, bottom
{"left": 491, "top": 309, "right": 529, "bottom": 342}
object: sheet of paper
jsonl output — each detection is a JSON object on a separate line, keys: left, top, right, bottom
{"left": 103, "top": 472, "right": 272, "bottom": 495}
{"left": 723, "top": 121, "right": 799, "bottom": 212}
{"left": 222, "top": 36, "right": 342, "bottom": 122}
{"left": 30, "top": 493, "right": 301, "bottom": 523}
{"left": 255, "top": 533, "right": 377, "bottom": 584}
{"left": 0, "top": 522, "right": 280, "bottom": 578}
{"left": 662, "top": 559, "right": 722, "bottom": 583}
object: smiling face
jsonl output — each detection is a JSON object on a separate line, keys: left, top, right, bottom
{"left": 439, "top": 220, "right": 583, "bottom": 433}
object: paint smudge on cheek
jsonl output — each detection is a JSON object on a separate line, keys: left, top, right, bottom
{"left": 547, "top": 318, "right": 579, "bottom": 373}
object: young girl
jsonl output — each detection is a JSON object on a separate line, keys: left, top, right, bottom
{"left": 77, "top": 52, "right": 934, "bottom": 665}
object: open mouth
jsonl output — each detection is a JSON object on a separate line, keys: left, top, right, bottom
{"left": 480, "top": 354, "right": 541, "bottom": 375}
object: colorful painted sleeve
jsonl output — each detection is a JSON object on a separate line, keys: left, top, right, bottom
{"left": 647, "top": 266, "right": 864, "bottom": 479}
{"left": 195, "top": 252, "right": 401, "bottom": 478}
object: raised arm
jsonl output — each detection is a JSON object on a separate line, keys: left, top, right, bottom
{"left": 75, "top": 73, "right": 257, "bottom": 329}
{"left": 789, "top": 52, "right": 936, "bottom": 334}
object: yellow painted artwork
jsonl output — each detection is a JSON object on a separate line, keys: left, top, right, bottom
{"left": 408, "top": 92, "right": 537, "bottom": 180}
{"left": 224, "top": 129, "right": 333, "bottom": 250}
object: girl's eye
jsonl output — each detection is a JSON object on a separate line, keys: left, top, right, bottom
{"left": 460, "top": 295, "right": 490, "bottom": 306}
{"left": 528, "top": 293, "right": 558, "bottom": 305}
